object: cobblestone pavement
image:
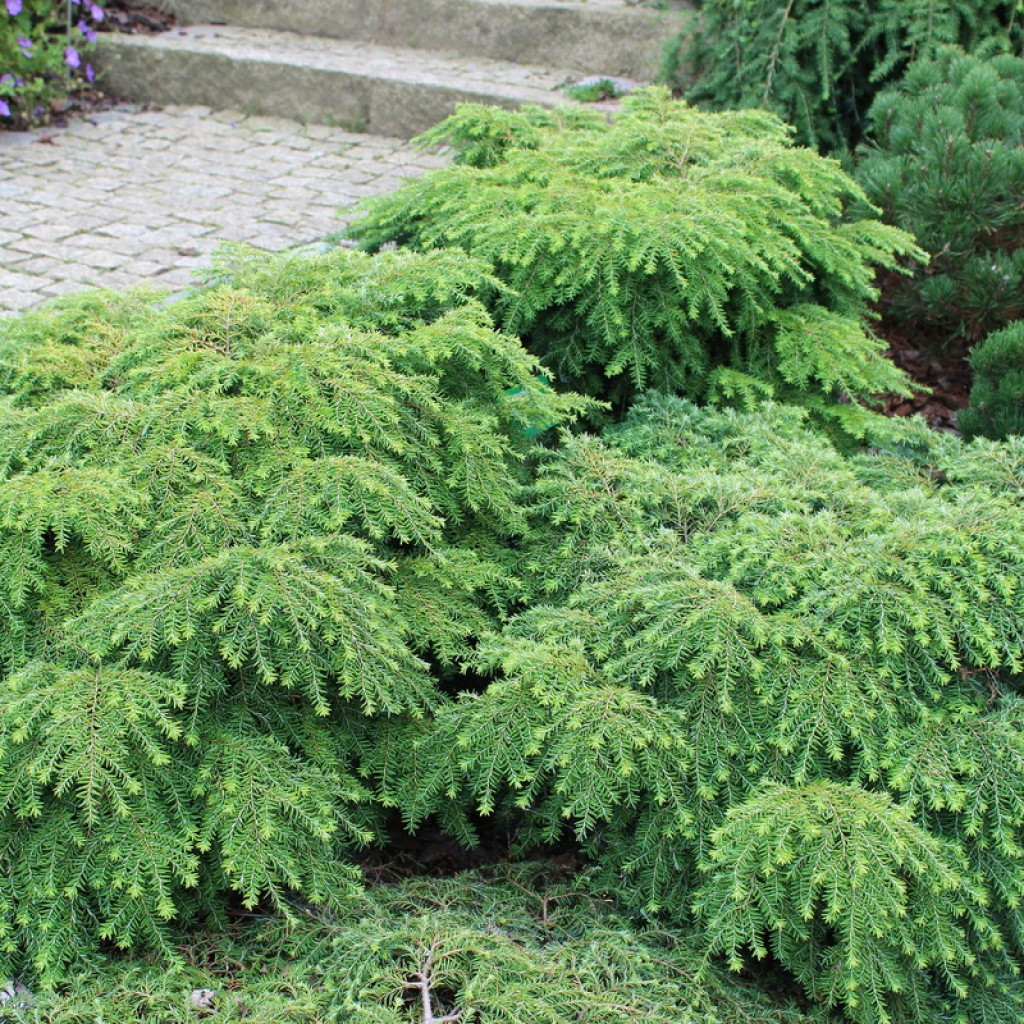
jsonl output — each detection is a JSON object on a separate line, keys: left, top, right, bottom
{"left": 0, "top": 104, "right": 447, "bottom": 314}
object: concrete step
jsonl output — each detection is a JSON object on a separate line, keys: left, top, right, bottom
{"left": 95, "top": 25, "right": 582, "bottom": 138}
{"left": 170, "top": 0, "right": 694, "bottom": 81}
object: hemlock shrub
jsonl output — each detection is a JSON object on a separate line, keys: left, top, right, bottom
{"left": 350, "top": 89, "right": 921, "bottom": 431}
{"left": 670, "top": 0, "right": 1023, "bottom": 151}
{"left": 961, "top": 320, "right": 1024, "bottom": 439}
{"left": 2, "top": 866, "right": 821, "bottom": 1023}
{"left": 0, "top": 245, "right": 590, "bottom": 982}
{"left": 389, "top": 395, "right": 1024, "bottom": 1024}
{"left": 3, "top": 116, "right": 1023, "bottom": 1024}
{"left": 856, "top": 47, "right": 1024, "bottom": 341}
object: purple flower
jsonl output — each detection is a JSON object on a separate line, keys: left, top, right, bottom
{"left": 77, "top": 19, "right": 97, "bottom": 42}
{"left": 17, "top": 34, "right": 32, "bottom": 56}
{"left": 0, "top": 99, "right": 10, "bottom": 118}
{"left": 85, "top": 63, "right": 94, "bottom": 83}
{"left": 5, "top": 0, "right": 23, "bottom": 16}
{"left": 89, "top": 2, "right": 104, "bottom": 21}
{"left": 0, "top": 73, "right": 13, "bottom": 86}
{"left": 65, "top": 46, "right": 81, "bottom": 69}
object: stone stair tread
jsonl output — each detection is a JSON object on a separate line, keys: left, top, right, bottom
{"left": 172, "top": 0, "right": 692, "bottom": 80}
{"left": 172, "top": 0, "right": 693, "bottom": 81}
{"left": 104, "top": 25, "right": 582, "bottom": 103}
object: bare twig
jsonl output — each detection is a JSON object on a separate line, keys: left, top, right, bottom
{"left": 402, "top": 947, "right": 462, "bottom": 1024}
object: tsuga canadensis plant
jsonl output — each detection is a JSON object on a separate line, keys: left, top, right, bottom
{"left": 670, "top": 0, "right": 1023, "bottom": 151}
{"left": 0, "top": 245, "right": 591, "bottom": 983}
{"left": 3, "top": 865, "right": 821, "bottom": 1023}
{"left": 349, "top": 88, "right": 922, "bottom": 432}
{"left": 960, "top": 320, "right": 1024, "bottom": 440}
{"left": 856, "top": 47, "right": 1024, "bottom": 342}
{"left": 385, "top": 394, "right": 1024, "bottom": 1024}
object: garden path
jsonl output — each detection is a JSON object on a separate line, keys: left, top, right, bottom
{"left": 0, "top": 103, "right": 445, "bottom": 314}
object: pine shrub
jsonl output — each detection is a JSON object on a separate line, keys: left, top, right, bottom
{"left": 387, "top": 394, "right": 1024, "bottom": 1023}
{"left": 670, "top": 0, "right": 1022, "bottom": 152}
{"left": 960, "top": 320, "right": 1024, "bottom": 439}
{"left": 349, "top": 89, "right": 921, "bottom": 430}
{"left": 0, "top": 245, "right": 590, "bottom": 983}
{"left": 855, "top": 47, "right": 1024, "bottom": 342}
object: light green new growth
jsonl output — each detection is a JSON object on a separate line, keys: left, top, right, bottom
{"left": 0, "top": 245, "right": 589, "bottom": 983}
{"left": 387, "top": 395, "right": 1024, "bottom": 1023}
{"left": 350, "top": 88, "right": 921, "bottom": 427}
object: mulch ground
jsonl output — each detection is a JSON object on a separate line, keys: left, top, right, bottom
{"left": 873, "top": 271, "right": 973, "bottom": 434}
{"left": 98, "top": 0, "right": 177, "bottom": 34}
{"left": 878, "top": 321, "right": 971, "bottom": 434}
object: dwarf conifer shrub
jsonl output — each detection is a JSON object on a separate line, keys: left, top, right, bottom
{"left": 350, "top": 89, "right": 920, "bottom": 430}
{"left": 0, "top": 245, "right": 591, "bottom": 983}
{"left": 8, "top": 865, "right": 821, "bottom": 1023}
{"left": 960, "top": 320, "right": 1024, "bottom": 439}
{"left": 385, "top": 395, "right": 1024, "bottom": 1024}
{"left": 856, "top": 48, "right": 1024, "bottom": 341}
{"left": 671, "top": 0, "right": 1022, "bottom": 151}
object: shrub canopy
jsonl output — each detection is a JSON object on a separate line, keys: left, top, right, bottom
{"left": 6, "top": 865, "right": 822, "bottom": 1023}
{"left": 3, "top": 76, "right": 1023, "bottom": 1024}
{"left": 672, "top": 0, "right": 1023, "bottom": 152}
{"left": 387, "top": 395, "right": 1024, "bottom": 1024}
{"left": 961, "top": 320, "right": 1024, "bottom": 440}
{"left": 0, "top": 246, "right": 588, "bottom": 982}
{"left": 856, "top": 47, "right": 1024, "bottom": 341}
{"left": 350, "top": 88, "right": 920, "bottom": 432}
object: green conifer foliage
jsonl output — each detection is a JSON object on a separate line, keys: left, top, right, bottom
{"left": 388, "top": 395, "right": 1024, "bottom": 1023}
{"left": 349, "top": 89, "right": 921, "bottom": 427}
{"left": 856, "top": 48, "right": 1024, "bottom": 341}
{"left": 7, "top": 865, "right": 823, "bottom": 1023}
{"left": 671, "top": 0, "right": 1022, "bottom": 152}
{"left": 0, "top": 246, "right": 589, "bottom": 983}
{"left": 961, "top": 321, "right": 1024, "bottom": 439}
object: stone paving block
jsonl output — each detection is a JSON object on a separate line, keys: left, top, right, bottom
{"left": 0, "top": 210, "right": 48, "bottom": 232}
{"left": 38, "top": 279, "right": 93, "bottom": 298}
{"left": 1, "top": 289, "right": 44, "bottom": 311}
{"left": 22, "top": 222, "right": 81, "bottom": 243}
{"left": 153, "top": 267, "right": 200, "bottom": 288}
{"left": 9, "top": 256, "right": 70, "bottom": 276}
{"left": 101, "top": 237, "right": 162, "bottom": 257}
{"left": 51, "top": 267, "right": 104, "bottom": 288}
{"left": 125, "top": 258, "right": 178, "bottom": 277}
{"left": 78, "top": 249, "right": 131, "bottom": 270}
{"left": 6, "top": 237, "right": 73, "bottom": 259}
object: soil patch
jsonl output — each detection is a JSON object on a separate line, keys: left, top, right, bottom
{"left": 98, "top": 0, "right": 177, "bottom": 35}
{"left": 872, "top": 270, "right": 973, "bottom": 434}
{"left": 877, "top": 319, "right": 971, "bottom": 434}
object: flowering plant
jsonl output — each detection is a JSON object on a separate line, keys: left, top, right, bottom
{"left": 1, "top": 0, "right": 103, "bottom": 127}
